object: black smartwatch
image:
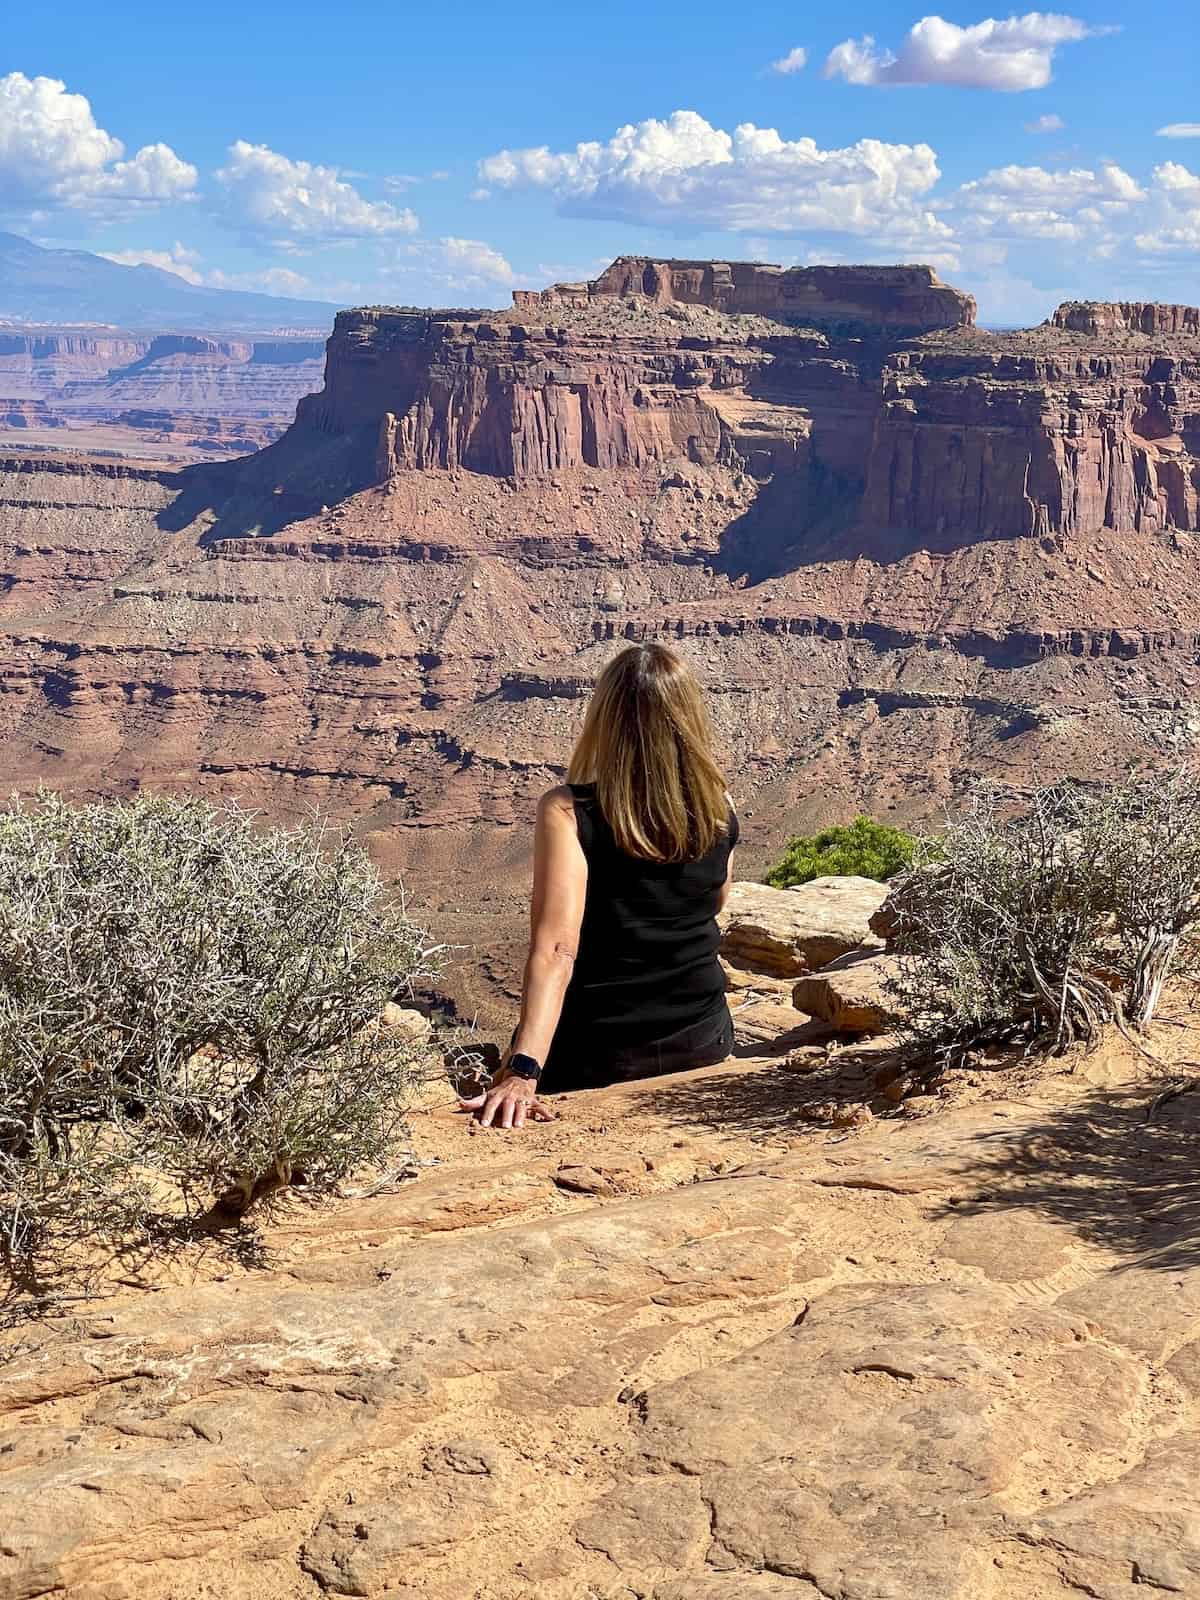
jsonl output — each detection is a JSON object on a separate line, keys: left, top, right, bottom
{"left": 507, "top": 1053, "right": 542, "bottom": 1082}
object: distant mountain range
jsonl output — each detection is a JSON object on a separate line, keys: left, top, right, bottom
{"left": 0, "top": 232, "right": 340, "bottom": 333}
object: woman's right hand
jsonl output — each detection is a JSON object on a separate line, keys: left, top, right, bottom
{"left": 458, "top": 1068, "right": 556, "bottom": 1129}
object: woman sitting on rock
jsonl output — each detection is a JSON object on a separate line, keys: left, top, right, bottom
{"left": 462, "top": 641, "right": 738, "bottom": 1128}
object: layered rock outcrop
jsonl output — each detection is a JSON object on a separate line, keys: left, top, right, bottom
{"left": 0, "top": 397, "right": 64, "bottom": 429}
{"left": 861, "top": 341, "right": 1200, "bottom": 538}
{"left": 0, "top": 330, "right": 148, "bottom": 377}
{"left": 516, "top": 254, "right": 977, "bottom": 330}
{"left": 1051, "top": 300, "right": 1200, "bottom": 337}
{"left": 305, "top": 267, "right": 1200, "bottom": 550}
{"left": 303, "top": 311, "right": 738, "bottom": 479}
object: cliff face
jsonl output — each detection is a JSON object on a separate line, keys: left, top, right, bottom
{"left": 0, "top": 398, "right": 65, "bottom": 428}
{"left": 1051, "top": 301, "right": 1200, "bottom": 337}
{"left": 2, "top": 261, "right": 1200, "bottom": 1022}
{"left": 864, "top": 344, "right": 1200, "bottom": 538}
{"left": 0, "top": 332, "right": 150, "bottom": 362}
{"left": 0, "top": 333, "right": 151, "bottom": 398}
{"left": 301, "top": 312, "right": 750, "bottom": 479}
{"left": 515, "top": 255, "right": 977, "bottom": 331}
{"left": 302, "top": 272, "right": 1200, "bottom": 549}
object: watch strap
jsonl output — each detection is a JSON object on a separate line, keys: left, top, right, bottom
{"left": 507, "top": 1052, "right": 542, "bottom": 1082}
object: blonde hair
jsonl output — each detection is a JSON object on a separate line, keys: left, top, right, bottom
{"left": 567, "top": 643, "right": 729, "bottom": 862}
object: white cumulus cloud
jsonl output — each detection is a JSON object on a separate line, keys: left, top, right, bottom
{"left": 436, "top": 236, "right": 515, "bottom": 284}
{"left": 401, "top": 236, "right": 517, "bottom": 293}
{"left": 207, "top": 263, "right": 318, "bottom": 295}
{"left": 770, "top": 47, "right": 808, "bottom": 75}
{"left": 98, "top": 241, "right": 204, "bottom": 284}
{"left": 97, "top": 244, "right": 323, "bottom": 298}
{"left": 254, "top": 265, "right": 314, "bottom": 294}
{"left": 957, "top": 160, "right": 1145, "bottom": 241}
{"left": 74, "top": 142, "right": 198, "bottom": 207}
{"left": 1024, "top": 112, "right": 1065, "bottom": 132}
{"left": 216, "top": 140, "right": 419, "bottom": 243}
{"left": 0, "top": 72, "right": 197, "bottom": 212}
{"left": 478, "top": 109, "right": 952, "bottom": 254}
{"left": 1157, "top": 123, "right": 1200, "bottom": 139}
{"left": 1133, "top": 161, "right": 1200, "bottom": 254}
{"left": 825, "top": 13, "right": 1105, "bottom": 92}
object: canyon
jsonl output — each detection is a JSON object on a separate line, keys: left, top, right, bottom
{"left": 0, "top": 331, "right": 326, "bottom": 462}
{"left": 0, "top": 255, "right": 1198, "bottom": 1018}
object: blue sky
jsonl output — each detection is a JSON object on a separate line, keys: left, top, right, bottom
{"left": 2, "top": 2, "right": 1197, "bottom": 323}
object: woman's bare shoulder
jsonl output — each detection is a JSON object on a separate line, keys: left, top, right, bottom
{"left": 537, "top": 785, "right": 577, "bottom": 821}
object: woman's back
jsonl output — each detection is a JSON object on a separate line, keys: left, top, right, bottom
{"left": 548, "top": 782, "right": 738, "bottom": 1069}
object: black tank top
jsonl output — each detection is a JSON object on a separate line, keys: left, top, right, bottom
{"left": 552, "top": 783, "right": 739, "bottom": 1054}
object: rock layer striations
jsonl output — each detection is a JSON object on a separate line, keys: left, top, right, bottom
{"left": 0, "top": 331, "right": 325, "bottom": 461}
{"left": 516, "top": 254, "right": 977, "bottom": 330}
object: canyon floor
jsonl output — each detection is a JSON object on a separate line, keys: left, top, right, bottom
{"left": 4, "top": 986, "right": 1200, "bottom": 1600}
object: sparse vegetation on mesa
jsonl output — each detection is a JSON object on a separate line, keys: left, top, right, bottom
{"left": 0, "top": 793, "right": 438, "bottom": 1273}
{"left": 766, "top": 815, "right": 917, "bottom": 889}
{"left": 886, "top": 775, "right": 1200, "bottom": 1071}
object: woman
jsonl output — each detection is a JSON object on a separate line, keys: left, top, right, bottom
{"left": 462, "top": 642, "right": 738, "bottom": 1129}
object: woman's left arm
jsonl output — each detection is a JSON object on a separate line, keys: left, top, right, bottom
{"left": 717, "top": 798, "right": 737, "bottom": 912}
{"left": 466, "top": 786, "right": 587, "bottom": 1129}
{"left": 717, "top": 845, "right": 736, "bottom": 913}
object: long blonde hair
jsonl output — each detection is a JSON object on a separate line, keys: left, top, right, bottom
{"left": 567, "top": 643, "right": 729, "bottom": 862}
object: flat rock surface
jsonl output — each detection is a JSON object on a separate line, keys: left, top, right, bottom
{"left": 719, "top": 876, "right": 888, "bottom": 977}
{"left": 2, "top": 1023, "right": 1199, "bottom": 1600}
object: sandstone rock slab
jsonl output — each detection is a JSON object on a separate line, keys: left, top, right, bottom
{"left": 0, "top": 1177, "right": 819, "bottom": 1599}
{"left": 3, "top": 1058, "right": 1199, "bottom": 1600}
{"left": 1057, "top": 1256, "right": 1200, "bottom": 1360}
{"left": 1019, "top": 1439, "right": 1200, "bottom": 1600}
{"left": 573, "top": 1476, "right": 710, "bottom": 1572}
{"left": 940, "top": 1205, "right": 1074, "bottom": 1283}
{"left": 792, "top": 948, "right": 900, "bottom": 1033}
{"left": 636, "top": 1282, "right": 1147, "bottom": 1599}
{"left": 719, "top": 876, "right": 887, "bottom": 978}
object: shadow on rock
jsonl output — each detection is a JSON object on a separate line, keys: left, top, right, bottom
{"left": 0, "top": 1207, "right": 274, "bottom": 1331}
{"left": 937, "top": 1080, "right": 1200, "bottom": 1271}
{"left": 154, "top": 424, "right": 378, "bottom": 547}
{"left": 633, "top": 1048, "right": 881, "bottom": 1139}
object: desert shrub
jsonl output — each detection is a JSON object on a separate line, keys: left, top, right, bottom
{"left": 766, "top": 815, "right": 916, "bottom": 889}
{"left": 886, "top": 776, "right": 1200, "bottom": 1071}
{"left": 0, "top": 793, "right": 439, "bottom": 1266}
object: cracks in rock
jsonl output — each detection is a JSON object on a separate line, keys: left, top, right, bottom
{"left": 0, "top": 1363, "right": 157, "bottom": 1419}
{"left": 848, "top": 1361, "right": 917, "bottom": 1381}
{"left": 1131, "top": 1562, "right": 1181, "bottom": 1592}
{"left": 700, "top": 1550, "right": 838, "bottom": 1599}
{"left": 1011, "top": 1530, "right": 1119, "bottom": 1600}
{"left": 760, "top": 1564, "right": 841, "bottom": 1599}
{"left": 698, "top": 1491, "right": 753, "bottom": 1584}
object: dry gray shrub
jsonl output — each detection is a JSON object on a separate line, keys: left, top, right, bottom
{"left": 0, "top": 793, "right": 440, "bottom": 1266}
{"left": 886, "top": 774, "right": 1200, "bottom": 1072}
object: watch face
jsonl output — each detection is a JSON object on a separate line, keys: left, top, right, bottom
{"left": 509, "top": 1053, "right": 542, "bottom": 1080}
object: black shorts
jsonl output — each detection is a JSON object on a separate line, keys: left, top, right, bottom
{"left": 538, "top": 1004, "right": 733, "bottom": 1095}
